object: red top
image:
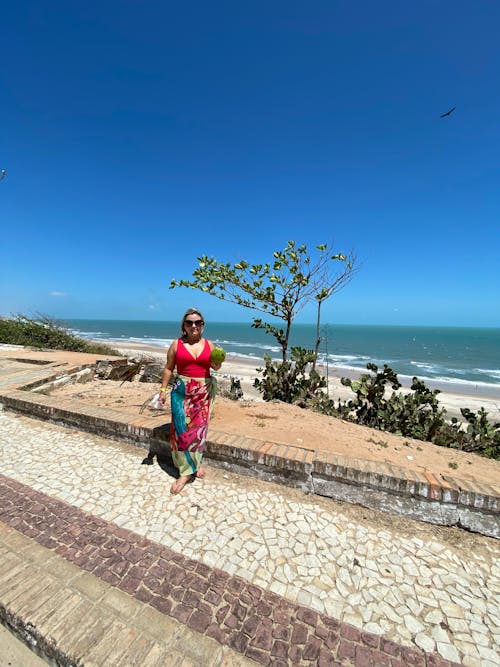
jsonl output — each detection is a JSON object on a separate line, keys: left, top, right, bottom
{"left": 176, "top": 338, "right": 211, "bottom": 378}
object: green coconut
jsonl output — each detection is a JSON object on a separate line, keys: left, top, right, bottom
{"left": 210, "top": 347, "right": 226, "bottom": 364}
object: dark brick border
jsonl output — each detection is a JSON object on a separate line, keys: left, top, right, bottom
{"left": 0, "top": 473, "right": 463, "bottom": 666}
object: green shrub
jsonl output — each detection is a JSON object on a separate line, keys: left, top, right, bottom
{"left": 254, "top": 347, "right": 327, "bottom": 403}
{"left": 0, "top": 315, "right": 120, "bottom": 356}
{"left": 338, "top": 363, "right": 499, "bottom": 459}
{"left": 433, "top": 407, "right": 500, "bottom": 458}
{"left": 339, "top": 365, "right": 446, "bottom": 441}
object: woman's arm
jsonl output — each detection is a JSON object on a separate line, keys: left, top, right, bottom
{"left": 159, "top": 340, "right": 177, "bottom": 404}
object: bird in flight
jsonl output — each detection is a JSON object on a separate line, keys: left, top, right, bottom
{"left": 440, "top": 106, "right": 456, "bottom": 118}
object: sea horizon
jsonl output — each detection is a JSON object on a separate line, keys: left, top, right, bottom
{"left": 55, "top": 316, "right": 500, "bottom": 330}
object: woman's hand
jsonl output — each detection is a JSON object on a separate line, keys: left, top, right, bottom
{"left": 159, "top": 389, "right": 167, "bottom": 405}
{"left": 210, "top": 362, "right": 222, "bottom": 371}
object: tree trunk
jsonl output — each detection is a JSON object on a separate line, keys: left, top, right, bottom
{"left": 282, "top": 319, "right": 292, "bottom": 361}
{"left": 312, "top": 300, "right": 322, "bottom": 371}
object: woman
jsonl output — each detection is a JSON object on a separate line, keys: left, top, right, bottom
{"left": 159, "top": 308, "right": 222, "bottom": 494}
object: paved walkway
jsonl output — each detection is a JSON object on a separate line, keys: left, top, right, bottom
{"left": 1, "top": 410, "right": 499, "bottom": 666}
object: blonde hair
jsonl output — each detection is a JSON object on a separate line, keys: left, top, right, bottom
{"left": 180, "top": 308, "right": 205, "bottom": 339}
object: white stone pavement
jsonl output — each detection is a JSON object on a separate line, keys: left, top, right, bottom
{"left": 0, "top": 411, "right": 499, "bottom": 667}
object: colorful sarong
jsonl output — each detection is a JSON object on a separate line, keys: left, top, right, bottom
{"left": 170, "top": 374, "right": 216, "bottom": 476}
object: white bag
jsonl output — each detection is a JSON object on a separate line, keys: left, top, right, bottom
{"left": 150, "top": 392, "right": 164, "bottom": 410}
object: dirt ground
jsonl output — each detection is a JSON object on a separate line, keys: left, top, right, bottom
{"left": 51, "top": 376, "right": 500, "bottom": 487}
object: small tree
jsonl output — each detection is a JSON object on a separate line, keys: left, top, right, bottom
{"left": 170, "top": 240, "right": 357, "bottom": 362}
{"left": 311, "top": 246, "right": 358, "bottom": 371}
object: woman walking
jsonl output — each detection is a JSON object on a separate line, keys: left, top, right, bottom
{"left": 159, "top": 308, "right": 222, "bottom": 494}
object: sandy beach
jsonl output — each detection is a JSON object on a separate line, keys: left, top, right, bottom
{"left": 103, "top": 339, "right": 500, "bottom": 423}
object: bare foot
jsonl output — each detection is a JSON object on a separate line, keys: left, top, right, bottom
{"left": 195, "top": 467, "right": 205, "bottom": 479}
{"left": 170, "top": 475, "right": 191, "bottom": 494}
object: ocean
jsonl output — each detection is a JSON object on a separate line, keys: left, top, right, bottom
{"left": 65, "top": 319, "right": 500, "bottom": 394}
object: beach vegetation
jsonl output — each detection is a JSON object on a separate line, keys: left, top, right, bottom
{"left": 253, "top": 347, "right": 327, "bottom": 403}
{"left": 434, "top": 407, "right": 500, "bottom": 458}
{"left": 0, "top": 314, "right": 120, "bottom": 356}
{"left": 338, "top": 364, "right": 446, "bottom": 442}
{"left": 252, "top": 357, "right": 499, "bottom": 458}
{"left": 335, "top": 363, "right": 499, "bottom": 459}
{"left": 170, "top": 240, "right": 357, "bottom": 363}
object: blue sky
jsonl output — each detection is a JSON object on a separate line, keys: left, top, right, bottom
{"left": 1, "top": 1, "right": 499, "bottom": 327}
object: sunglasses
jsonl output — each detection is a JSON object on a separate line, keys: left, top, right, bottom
{"left": 185, "top": 319, "right": 204, "bottom": 327}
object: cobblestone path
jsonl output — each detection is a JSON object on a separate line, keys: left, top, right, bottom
{"left": 0, "top": 411, "right": 498, "bottom": 666}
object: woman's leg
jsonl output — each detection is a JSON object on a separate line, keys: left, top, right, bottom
{"left": 170, "top": 449, "right": 203, "bottom": 493}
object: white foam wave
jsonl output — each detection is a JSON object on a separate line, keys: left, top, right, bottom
{"left": 70, "top": 329, "right": 108, "bottom": 337}
{"left": 410, "top": 361, "right": 437, "bottom": 372}
{"left": 316, "top": 361, "right": 372, "bottom": 374}
{"left": 474, "top": 368, "right": 500, "bottom": 380}
{"left": 330, "top": 354, "right": 370, "bottom": 362}
{"left": 127, "top": 336, "right": 171, "bottom": 347}
{"left": 407, "top": 362, "right": 500, "bottom": 388}
{"left": 214, "top": 339, "right": 281, "bottom": 352}
{"left": 225, "top": 352, "right": 264, "bottom": 361}
{"left": 410, "top": 361, "right": 472, "bottom": 378}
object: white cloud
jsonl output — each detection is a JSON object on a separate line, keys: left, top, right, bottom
{"left": 49, "top": 291, "right": 68, "bottom": 297}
